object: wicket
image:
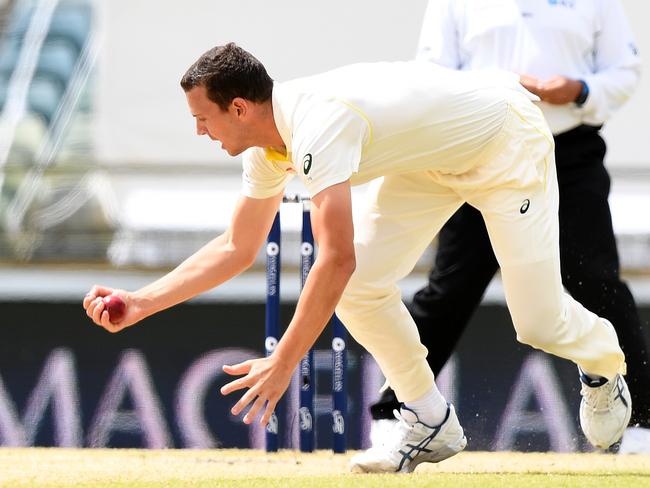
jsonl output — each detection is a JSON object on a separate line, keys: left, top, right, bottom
{"left": 265, "top": 194, "right": 348, "bottom": 453}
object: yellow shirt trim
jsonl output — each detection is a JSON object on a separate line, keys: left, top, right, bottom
{"left": 264, "top": 146, "right": 290, "bottom": 162}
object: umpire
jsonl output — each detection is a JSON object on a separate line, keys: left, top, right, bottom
{"left": 371, "top": 0, "right": 649, "bottom": 453}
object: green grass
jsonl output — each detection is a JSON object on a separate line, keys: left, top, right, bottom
{"left": 0, "top": 449, "right": 649, "bottom": 488}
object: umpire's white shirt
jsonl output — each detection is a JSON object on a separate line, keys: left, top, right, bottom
{"left": 417, "top": 0, "right": 641, "bottom": 134}
{"left": 242, "top": 62, "right": 537, "bottom": 198}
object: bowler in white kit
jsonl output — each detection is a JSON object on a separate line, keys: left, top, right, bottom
{"left": 83, "top": 43, "right": 631, "bottom": 473}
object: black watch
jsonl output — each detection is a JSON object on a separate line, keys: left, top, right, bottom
{"left": 575, "top": 80, "right": 589, "bottom": 106}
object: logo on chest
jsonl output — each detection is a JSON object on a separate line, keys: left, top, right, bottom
{"left": 303, "top": 153, "right": 313, "bottom": 175}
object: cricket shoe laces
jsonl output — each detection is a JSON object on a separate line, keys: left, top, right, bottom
{"left": 350, "top": 404, "right": 466, "bottom": 473}
{"left": 579, "top": 373, "right": 632, "bottom": 449}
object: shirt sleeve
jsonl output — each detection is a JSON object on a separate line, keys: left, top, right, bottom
{"left": 291, "top": 100, "right": 369, "bottom": 197}
{"left": 241, "top": 148, "right": 291, "bottom": 199}
{"left": 576, "top": 0, "right": 642, "bottom": 125}
{"left": 415, "top": 0, "right": 461, "bottom": 69}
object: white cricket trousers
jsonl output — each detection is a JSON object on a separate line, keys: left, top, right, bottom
{"left": 336, "top": 98, "right": 626, "bottom": 403}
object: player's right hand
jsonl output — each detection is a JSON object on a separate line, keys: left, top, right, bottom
{"left": 83, "top": 285, "right": 143, "bottom": 333}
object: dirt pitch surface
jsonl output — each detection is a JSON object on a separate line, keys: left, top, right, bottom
{"left": 1, "top": 449, "right": 649, "bottom": 488}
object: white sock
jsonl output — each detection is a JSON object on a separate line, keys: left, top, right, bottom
{"left": 403, "top": 385, "right": 448, "bottom": 426}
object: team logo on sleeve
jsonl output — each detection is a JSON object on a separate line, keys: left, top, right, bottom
{"left": 303, "top": 154, "right": 313, "bottom": 175}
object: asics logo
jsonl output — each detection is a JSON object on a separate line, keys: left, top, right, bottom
{"left": 614, "top": 377, "right": 629, "bottom": 408}
{"left": 520, "top": 199, "right": 530, "bottom": 214}
{"left": 303, "top": 153, "right": 313, "bottom": 175}
{"left": 397, "top": 429, "right": 438, "bottom": 471}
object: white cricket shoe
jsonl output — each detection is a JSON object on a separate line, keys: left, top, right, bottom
{"left": 619, "top": 426, "right": 650, "bottom": 454}
{"left": 350, "top": 405, "right": 466, "bottom": 473}
{"left": 369, "top": 418, "right": 398, "bottom": 448}
{"left": 579, "top": 373, "right": 632, "bottom": 449}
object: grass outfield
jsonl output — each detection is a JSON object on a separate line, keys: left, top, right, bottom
{"left": 0, "top": 449, "right": 649, "bottom": 488}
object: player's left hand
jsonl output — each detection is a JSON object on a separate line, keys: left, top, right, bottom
{"left": 221, "top": 355, "right": 293, "bottom": 426}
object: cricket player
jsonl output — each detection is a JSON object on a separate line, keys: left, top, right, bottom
{"left": 83, "top": 43, "right": 631, "bottom": 473}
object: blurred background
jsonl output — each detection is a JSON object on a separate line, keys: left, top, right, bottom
{"left": 0, "top": 0, "right": 648, "bottom": 451}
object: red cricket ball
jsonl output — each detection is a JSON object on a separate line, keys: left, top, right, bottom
{"left": 103, "top": 295, "right": 126, "bottom": 323}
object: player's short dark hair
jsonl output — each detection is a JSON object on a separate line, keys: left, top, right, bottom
{"left": 180, "top": 43, "right": 273, "bottom": 111}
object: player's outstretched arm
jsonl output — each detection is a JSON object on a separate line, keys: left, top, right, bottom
{"left": 83, "top": 192, "right": 283, "bottom": 333}
{"left": 221, "top": 181, "right": 356, "bottom": 426}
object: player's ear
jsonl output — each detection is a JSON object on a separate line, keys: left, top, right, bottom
{"left": 231, "top": 98, "right": 247, "bottom": 118}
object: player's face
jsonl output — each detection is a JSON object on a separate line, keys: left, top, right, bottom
{"left": 185, "top": 85, "right": 249, "bottom": 156}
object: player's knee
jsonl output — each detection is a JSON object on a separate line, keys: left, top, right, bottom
{"left": 336, "top": 288, "right": 379, "bottom": 323}
{"left": 512, "top": 307, "right": 565, "bottom": 348}
{"left": 340, "top": 268, "right": 387, "bottom": 304}
{"left": 336, "top": 285, "right": 367, "bottom": 327}
{"left": 337, "top": 284, "right": 398, "bottom": 327}
{"left": 515, "top": 328, "right": 554, "bottom": 349}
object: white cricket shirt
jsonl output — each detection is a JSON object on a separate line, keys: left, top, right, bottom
{"left": 416, "top": 0, "right": 641, "bottom": 134}
{"left": 242, "top": 61, "right": 536, "bottom": 198}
